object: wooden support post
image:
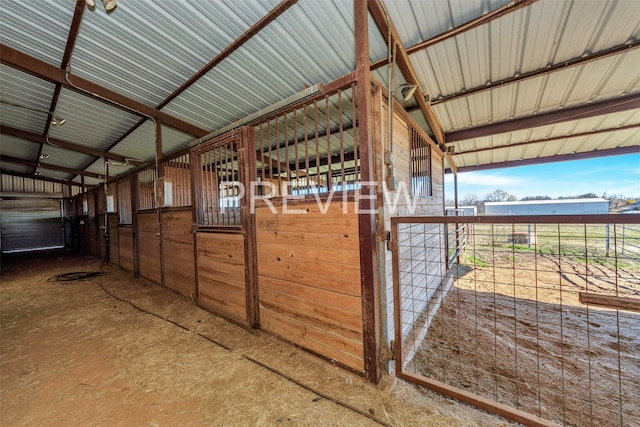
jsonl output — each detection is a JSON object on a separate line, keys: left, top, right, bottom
{"left": 241, "top": 126, "right": 260, "bottom": 328}
{"left": 155, "top": 119, "right": 165, "bottom": 287}
{"left": 356, "top": 0, "right": 380, "bottom": 384}
{"left": 131, "top": 175, "right": 140, "bottom": 277}
{"left": 190, "top": 151, "right": 201, "bottom": 304}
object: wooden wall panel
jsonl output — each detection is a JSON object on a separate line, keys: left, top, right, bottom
{"left": 108, "top": 215, "right": 119, "bottom": 266}
{"left": 162, "top": 211, "right": 195, "bottom": 299}
{"left": 87, "top": 224, "right": 98, "bottom": 257}
{"left": 118, "top": 227, "right": 134, "bottom": 272}
{"left": 196, "top": 232, "right": 247, "bottom": 325}
{"left": 255, "top": 201, "right": 364, "bottom": 372}
{"left": 138, "top": 212, "right": 162, "bottom": 284}
{"left": 97, "top": 215, "right": 106, "bottom": 260}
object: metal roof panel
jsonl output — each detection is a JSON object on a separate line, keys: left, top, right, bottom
{"left": 0, "top": 1, "right": 73, "bottom": 66}
{"left": 0, "top": 65, "right": 57, "bottom": 134}
{"left": 48, "top": 88, "right": 142, "bottom": 151}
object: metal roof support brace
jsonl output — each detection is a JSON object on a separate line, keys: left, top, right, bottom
{"left": 368, "top": 0, "right": 445, "bottom": 147}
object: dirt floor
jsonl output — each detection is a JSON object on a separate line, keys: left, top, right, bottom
{"left": 409, "top": 250, "right": 640, "bottom": 427}
{"left": 0, "top": 250, "right": 515, "bottom": 427}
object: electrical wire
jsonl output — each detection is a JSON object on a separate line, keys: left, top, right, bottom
{"left": 95, "top": 277, "right": 391, "bottom": 426}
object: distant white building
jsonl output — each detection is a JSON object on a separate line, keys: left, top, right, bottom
{"left": 485, "top": 198, "right": 609, "bottom": 216}
{"left": 445, "top": 205, "right": 477, "bottom": 216}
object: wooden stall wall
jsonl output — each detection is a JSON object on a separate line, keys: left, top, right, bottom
{"left": 137, "top": 212, "right": 162, "bottom": 284}
{"left": 118, "top": 227, "right": 135, "bottom": 272}
{"left": 255, "top": 200, "right": 364, "bottom": 372}
{"left": 162, "top": 211, "right": 195, "bottom": 299}
{"left": 86, "top": 191, "right": 98, "bottom": 257}
{"left": 196, "top": 232, "right": 247, "bottom": 325}
{"left": 108, "top": 215, "right": 119, "bottom": 266}
{"left": 378, "top": 96, "right": 446, "bottom": 349}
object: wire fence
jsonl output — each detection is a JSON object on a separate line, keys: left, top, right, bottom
{"left": 391, "top": 215, "right": 640, "bottom": 427}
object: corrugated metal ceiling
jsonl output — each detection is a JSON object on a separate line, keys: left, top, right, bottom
{"left": 0, "top": 0, "right": 638, "bottom": 184}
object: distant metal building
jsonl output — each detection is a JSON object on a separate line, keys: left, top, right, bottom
{"left": 445, "top": 205, "right": 477, "bottom": 216}
{"left": 485, "top": 198, "right": 610, "bottom": 215}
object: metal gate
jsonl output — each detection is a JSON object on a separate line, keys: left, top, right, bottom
{"left": 390, "top": 214, "right": 640, "bottom": 427}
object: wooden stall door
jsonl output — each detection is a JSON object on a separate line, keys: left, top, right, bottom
{"left": 118, "top": 227, "right": 134, "bottom": 272}
{"left": 197, "top": 232, "right": 247, "bottom": 323}
{"left": 193, "top": 128, "right": 257, "bottom": 328}
{"left": 108, "top": 215, "right": 119, "bottom": 266}
{"left": 255, "top": 201, "right": 364, "bottom": 372}
{"left": 137, "top": 212, "right": 162, "bottom": 284}
{"left": 162, "top": 211, "right": 195, "bottom": 299}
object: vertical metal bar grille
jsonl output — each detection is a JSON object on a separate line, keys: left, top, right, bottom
{"left": 136, "top": 167, "right": 156, "bottom": 211}
{"left": 409, "top": 126, "right": 431, "bottom": 198}
{"left": 252, "top": 87, "right": 359, "bottom": 196}
{"left": 116, "top": 179, "right": 132, "bottom": 224}
{"left": 391, "top": 215, "right": 640, "bottom": 427}
{"left": 160, "top": 153, "right": 191, "bottom": 207}
{"left": 195, "top": 135, "right": 241, "bottom": 227}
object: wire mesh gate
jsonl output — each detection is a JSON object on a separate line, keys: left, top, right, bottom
{"left": 390, "top": 215, "right": 640, "bottom": 427}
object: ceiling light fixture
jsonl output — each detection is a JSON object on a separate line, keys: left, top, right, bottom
{"left": 87, "top": 0, "right": 117, "bottom": 13}
{"left": 399, "top": 83, "right": 417, "bottom": 102}
{"left": 103, "top": 0, "right": 117, "bottom": 13}
{"left": 51, "top": 116, "right": 66, "bottom": 126}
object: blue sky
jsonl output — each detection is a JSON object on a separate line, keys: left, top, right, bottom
{"left": 444, "top": 153, "right": 640, "bottom": 202}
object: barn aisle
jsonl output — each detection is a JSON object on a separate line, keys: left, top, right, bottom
{"left": 0, "top": 251, "right": 509, "bottom": 426}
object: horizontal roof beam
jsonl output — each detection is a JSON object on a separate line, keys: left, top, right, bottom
{"left": 0, "top": 168, "right": 83, "bottom": 187}
{"left": 445, "top": 145, "right": 640, "bottom": 174}
{"left": 371, "top": 0, "right": 537, "bottom": 71}
{"left": 1, "top": 125, "right": 147, "bottom": 166}
{"left": 454, "top": 123, "right": 640, "bottom": 156}
{"left": 430, "top": 41, "right": 640, "bottom": 105}
{"left": 0, "top": 44, "right": 208, "bottom": 138}
{"left": 0, "top": 155, "right": 104, "bottom": 179}
{"left": 447, "top": 93, "right": 640, "bottom": 143}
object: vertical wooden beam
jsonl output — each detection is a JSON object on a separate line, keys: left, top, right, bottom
{"left": 356, "top": 0, "right": 380, "bottom": 384}
{"left": 131, "top": 175, "right": 140, "bottom": 277}
{"left": 190, "top": 151, "right": 202, "bottom": 304}
{"left": 155, "top": 119, "right": 165, "bottom": 287}
{"left": 241, "top": 126, "right": 260, "bottom": 328}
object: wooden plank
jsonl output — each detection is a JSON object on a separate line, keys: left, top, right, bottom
{"left": 260, "top": 309, "right": 364, "bottom": 372}
{"left": 258, "top": 264, "right": 361, "bottom": 297}
{"left": 256, "top": 230, "right": 360, "bottom": 250}
{"left": 108, "top": 216, "right": 119, "bottom": 266}
{"left": 195, "top": 229, "right": 248, "bottom": 325}
{"left": 356, "top": 0, "right": 379, "bottom": 384}
{"left": 259, "top": 275, "right": 363, "bottom": 313}
{"left": 579, "top": 292, "right": 640, "bottom": 313}
{"left": 258, "top": 252, "right": 360, "bottom": 285}
{"left": 397, "top": 371, "right": 555, "bottom": 427}
{"left": 257, "top": 241, "right": 361, "bottom": 266}
{"left": 197, "top": 260, "right": 245, "bottom": 285}
{"left": 118, "top": 227, "right": 134, "bottom": 271}
{"left": 254, "top": 200, "right": 357, "bottom": 220}
{"left": 259, "top": 286, "right": 363, "bottom": 341}
{"left": 138, "top": 214, "right": 162, "bottom": 283}
{"left": 255, "top": 217, "right": 358, "bottom": 233}
{"left": 198, "top": 287, "right": 246, "bottom": 320}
